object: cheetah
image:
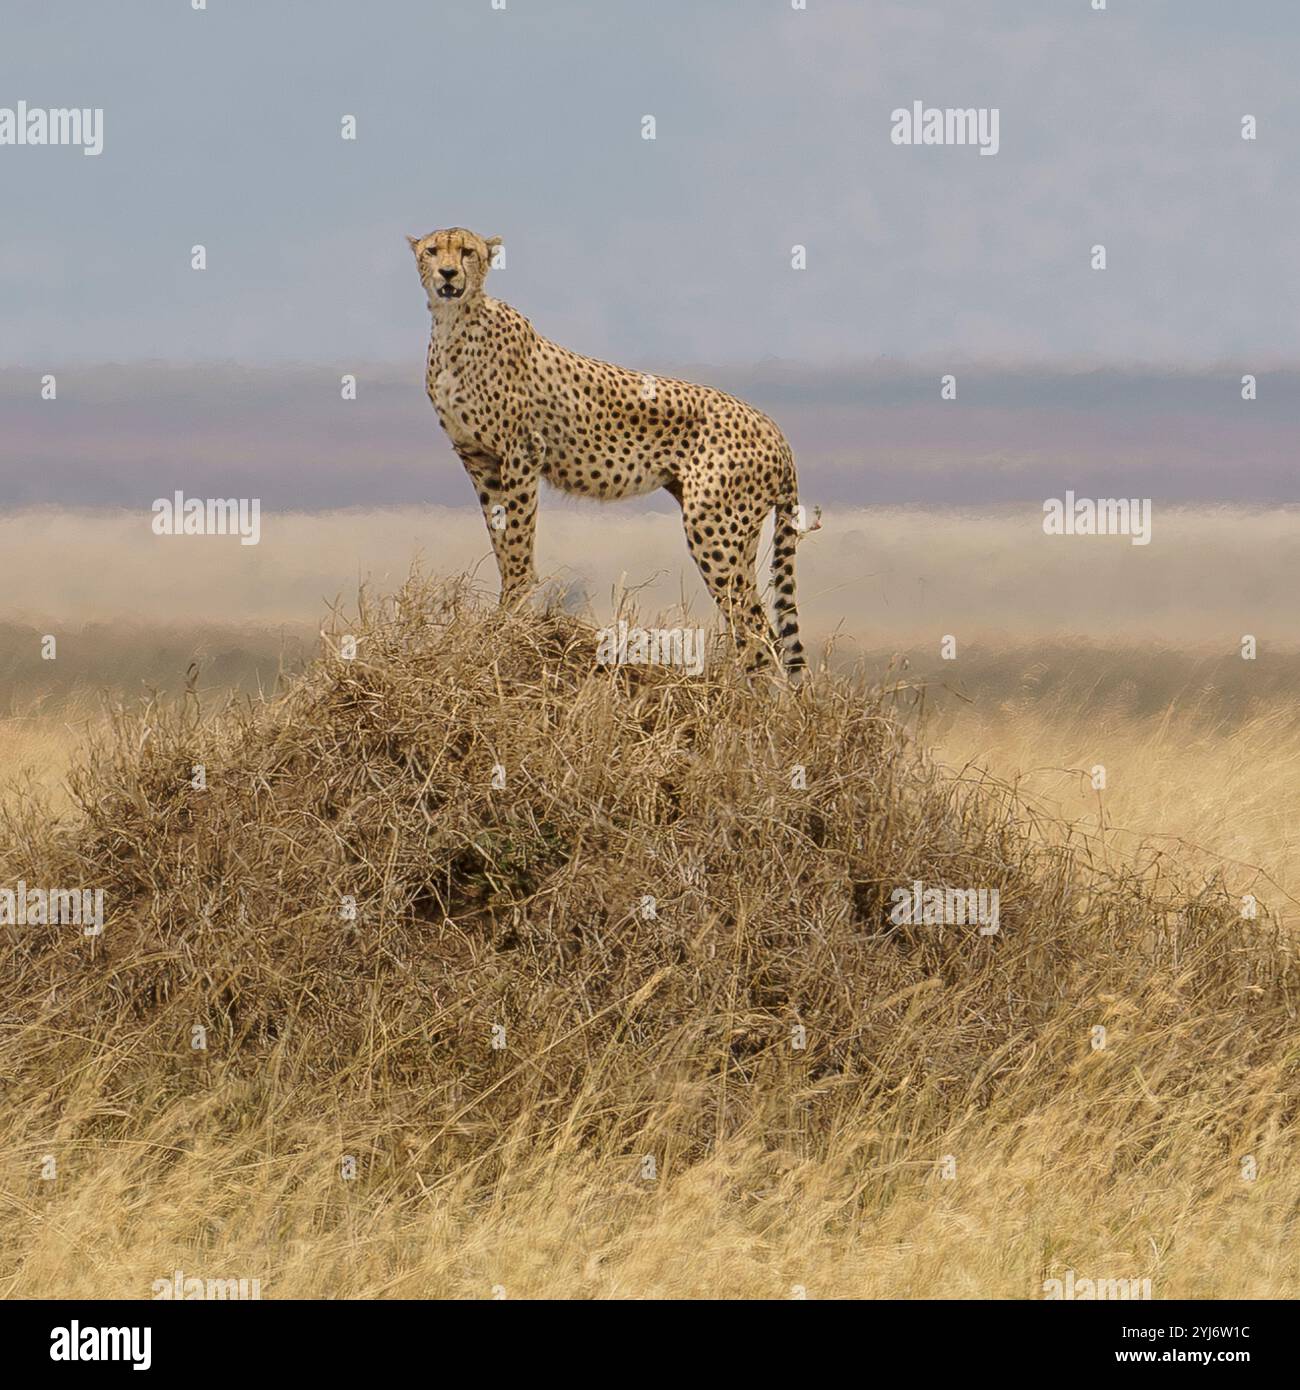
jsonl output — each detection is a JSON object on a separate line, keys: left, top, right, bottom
{"left": 408, "top": 226, "right": 808, "bottom": 676}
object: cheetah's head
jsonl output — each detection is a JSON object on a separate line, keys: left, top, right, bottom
{"left": 407, "top": 227, "right": 502, "bottom": 309}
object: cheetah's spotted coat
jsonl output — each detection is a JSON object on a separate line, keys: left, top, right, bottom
{"left": 409, "top": 226, "right": 806, "bottom": 675}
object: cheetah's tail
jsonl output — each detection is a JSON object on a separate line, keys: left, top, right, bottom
{"left": 771, "top": 446, "right": 806, "bottom": 679}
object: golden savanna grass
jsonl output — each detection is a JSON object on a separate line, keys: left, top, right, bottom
{"left": 909, "top": 645, "right": 1300, "bottom": 932}
{"left": 1, "top": 577, "right": 1298, "bottom": 1299}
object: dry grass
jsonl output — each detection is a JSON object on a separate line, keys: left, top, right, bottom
{"left": 891, "top": 643, "right": 1300, "bottom": 935}
{"left": 928, "top": 704, "right": 1300, "bottom": 938}
{"left": 1, "top": 576, "right": 1297, "bottom": 1299}
{"left": 0, "top": 709, "right": 87, "bottom": 814}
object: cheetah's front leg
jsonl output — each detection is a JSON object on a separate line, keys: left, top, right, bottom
{"left": 456, "top": 436, "right": 541, "bottom": 608}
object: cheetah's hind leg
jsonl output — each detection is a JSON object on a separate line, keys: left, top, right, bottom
{"left": 679, "top": 492, "right": 779, "bottom": 675}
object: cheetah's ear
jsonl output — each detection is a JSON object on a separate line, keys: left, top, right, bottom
{"left": 484, "top": 236, "right": 503, "bottom": 264}
{"left": 406, "top": 234, "right": 421, "bottom": 253}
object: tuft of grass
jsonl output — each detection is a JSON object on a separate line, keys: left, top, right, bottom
{"left": 1, "top": 573, "right": 1297, "bottom": 1299}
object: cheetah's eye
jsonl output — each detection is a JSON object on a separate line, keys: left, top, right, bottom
{"left": 422, "top": 247, "right": 435, "bottom": 257}
{"left": 462, "top": 248, "right": 476, "bottom": 259}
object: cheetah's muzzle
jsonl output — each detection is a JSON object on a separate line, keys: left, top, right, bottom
{"left": 435, "top": 284, "right": 463, "bottom": 300}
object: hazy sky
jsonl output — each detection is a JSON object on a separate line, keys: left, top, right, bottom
{"left": 3, "top": 0, "right": 1299, "bottom": 368}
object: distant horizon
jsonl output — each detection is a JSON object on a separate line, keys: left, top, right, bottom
{"left": 5, "top": 360, "right": 1296, "bottom": 509}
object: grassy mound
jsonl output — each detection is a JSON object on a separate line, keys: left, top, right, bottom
{"left": 2, "top": 575, "right": 1297, "bottom": 1298}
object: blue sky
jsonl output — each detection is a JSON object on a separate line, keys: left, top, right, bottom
{"left": 2, "top": 0, "right": 1299, "bottom": 367}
